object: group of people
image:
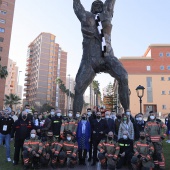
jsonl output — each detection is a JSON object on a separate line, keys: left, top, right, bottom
{"left": 0, "top": 104, "right": 169, "bottom": 170}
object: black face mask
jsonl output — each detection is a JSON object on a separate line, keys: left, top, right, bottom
{"left": 22, "top": 115, "right": 27, "bottom": 119}
{"left": 48, "top": 136, "right": 53, "bottom": 140}
{"left": 108, "top": 137, "right": 113, "bottom": 141}
{"left": 82, "top": 117, "right": 86, "bottom": 120}
{"left": 117, "top": 116, "right": 121, "bottom": 119}
{"left": 96, "top": 116, "right": 101, "bottom": 119}
{"left": 140, "top": 136, "right": 145, "bottom": 140}
{"left": 34, "top": 115, "right": 38, "bottom": 119}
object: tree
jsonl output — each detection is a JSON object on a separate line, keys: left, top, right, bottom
{"left": 0, "top": 57, "right": 8, "bottom": 79}
{"left": 40, "top": 103, "right": 53, "bottom": 113}
{"left": 4, "top": 93, "right": 21, "bottom": 109}
{"left": 92, "top": 80, "right": 101, "bottom": 107}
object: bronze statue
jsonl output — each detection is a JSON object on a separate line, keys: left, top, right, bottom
{"left": 73, "top": 0, "right": 129, "bottom": 113}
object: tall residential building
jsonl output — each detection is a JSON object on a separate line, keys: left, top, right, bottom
{"left": 0, "top": 0, "right": 16, "bottom": 109}
{"left": 24, "top": 32, "right": 67, "bottom": 112}
{"left": 4, "top": 58, "right": 18, "bottom": 96}
{"left": 114, "top": 44, "right": 170, "bottom": 116}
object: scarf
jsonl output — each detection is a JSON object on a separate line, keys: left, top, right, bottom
{"left": 81, "top": 120, "right": 87, "bottom": 134}
{"left": 95, "top": 13, "right": 106, "bottom": 57}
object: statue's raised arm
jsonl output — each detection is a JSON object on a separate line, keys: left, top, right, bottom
{"left": 104, "top": 0, "right": 116, "bottom": 16}
{"left": 73, "top": 0, "right": 86, "bottom": 22}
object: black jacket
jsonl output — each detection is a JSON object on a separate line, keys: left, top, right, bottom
{"left": 105, "top": 118, "right": 115, "bottom": 133}
{"left": 0, "top": 117, "right": 14, "bottom": 135}
{"left": 11, "top": 117, "right": 34, "bottom": 140}
{"left": 51, "top": 116, "right": 62, "bottom": 136}
{"left": 91, "top": 119, "right": 109, "bottom": 141}
{"left": 134, "top": 120, "right": 146, "bottom": 140}
{"left": 118, "top": 138, "right": 133, "bottom": 156}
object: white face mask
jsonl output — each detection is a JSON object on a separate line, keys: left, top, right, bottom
{"left": 150, "top": 115, "right": 155, "bottom": 120}
{"left": 31, "top": 134, "right": 36, "bottom": 138}
{"left": 57, "top": 113, "right": 61, "bottom": 117}
{"left": 105, "top": 115, "right": 110, "bottom": 119}
{"left": 136, "top": 117, "right": 139, "bottom": 121}
{"left": 51, "top": 112, "right": 55, "bottom": 115}
{"left": 67, "top": 137, "right": 71, "bottom": 141}
{"left": 76, "top": 114, "right": 80, "bottom": 118}
{"left": 87, "top": 112, "right": 91, "bottom": 116}
{"left": 124, "top": 121, "right": 127, "bottom": 124}
{"left": 123, "top": 135, "right": 128, "bottom": 139}
{"left": 68, "top": 113, "right": 72, "bottom": 117}
{"left": 138, "top": 117, "right": 142, "bottom": 121}
{"left": 126, "top": 112, "right": 131, "bottom": 116}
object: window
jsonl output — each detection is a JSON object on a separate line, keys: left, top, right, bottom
{"left": 0, "top": 27, "right": 5, "bottom": 32}
{"left": 0, "top": 10, "right": 7, "bottom": 15}
{"left": 159, "top": 52, "right": 163, "bottom": 57}
{"left": 162, "top": 105, "right": 166, "bottom": 110}
{"left": 161, "top": 91, "right": 166, "bottom": 95}
{"left": 2, "top": 2, "right": 8, "bottom": 6}
{"left": 161, "top": 77, "right": 165, "bottom": 81}
{"left": 0, "top": 47, "right": 2, "bottom": 52}
{"left": 146, "top": 66, "right": 151, "bottom": 71}
{"left": 160, "top": 66, "right": 164, "bottom": 70}
{"left": 0, "top": 19, "right": 5, "bottom": 24}
{"left": 0, "top": 37, "right": 4, "bottom": 42}
{"left": 167, "top": 66, "right": 170, "bottom": 70}
{"left": 166, "top": 52, "right": 170, "bottom": 57}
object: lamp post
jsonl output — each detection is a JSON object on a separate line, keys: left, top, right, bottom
{"left": 129, "top": 89, "right": 131, "bottom": 109}
{"left": 17, "top": 71, "right": 22, "bottom": 95}
{"left": 136, "top": 85, "right": 145, "bottom": 113}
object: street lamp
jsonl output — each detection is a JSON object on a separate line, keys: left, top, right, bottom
{"left": 67, "top": 74, "right": 71, "bottom": 111}
{"left": 129, "top": 89, "right": 131, "bottom": 109}
{"left": 17, "top": 71, "right": 22, "bottom": 96}
{"left": 136, "top": 85, "right": 145, "bottom": 113}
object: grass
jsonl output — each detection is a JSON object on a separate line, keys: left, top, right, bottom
{"left": 0, "top": 140, "right": 170, "bottom": 170}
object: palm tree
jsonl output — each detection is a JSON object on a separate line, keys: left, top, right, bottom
{"left": 4, "top": 93, "right": 21, "bottom": 109}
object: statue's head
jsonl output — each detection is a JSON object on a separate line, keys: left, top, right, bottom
{"left": 91, "top": 0, "right": 103, "bottom": 14}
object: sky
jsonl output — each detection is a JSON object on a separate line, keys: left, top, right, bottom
{"left": 9, "top": 0, "right": 170, "bottom": 96}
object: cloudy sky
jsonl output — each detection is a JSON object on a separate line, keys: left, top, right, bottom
{"left": 9, "top": 0, "right": 170, "bottom": 95}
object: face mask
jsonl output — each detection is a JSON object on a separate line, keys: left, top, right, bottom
{"left": 57, "top": 113, "right": 61, "bottom": 117}
{"left": 51, "top": 112, "right": 55, "bottom": 115}
{"left": 67, "top": 137, "right": 71, "bottom": 141}
{"left": 68, "top": 113, "right": 72, "bottom": 117}
{"left": 126, "top": 112, "right": 130, "bottom": 116}
{"left": 140, "top": 136, "right": 145, "bottom": 140}
{"left": 138, "top": 117, "right": 142, "bottom": 121}
{"left": 87, "top": 112, "right": 91, "bottom": 116}
{"left": 82, "top": 117, "right": 86, "bottom": 120}
{"left": 150, "top": 115, "right": 155, "bottom": 120}
{"left": 34, "top": 115, "right": 38, "bottom": 119}
{"left": 123, "top": 135, "right": 128, "bottom": 139}
{"left": 105, "top": 115, "right": 109, "bottom": 119}
{"left": 76, "top": 114, "right": 80, "bottom": 118}
{"left": 108, "top": 137, "right": 113, "bottom": 141}
{"left": 117, "top": 115, "right": 121, "bottom": 119}
{"left": 96, "top": 116, "right": 101, "bottom": 119}
{"left": 22, "top": 115, "right": 27, "bottom": 119}
{"left": 25, "top": 109, "right": 30, "bottom": 113}
{"left": 31, "top": 134, "right": 36, "bottom": 138}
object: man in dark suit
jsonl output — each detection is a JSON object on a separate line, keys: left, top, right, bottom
{"left": 105, "top": 111, "right": 115, "bottom": 134}
{"left": 91, "top": 112, "right": 109, "bottom": 166}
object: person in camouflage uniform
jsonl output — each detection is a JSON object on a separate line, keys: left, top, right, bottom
{"left": 60, "top": 110, "right": 78, "bottom": 139}
{"left": 144, "top": 112, "right": 167, "bottom": 170}
{"left": 23, "top": 129, "right": 43, "bottom": 170}
{"left": 40, "top": 130, "right": 62, "bottom": 169}
{"left": 58, "top": 131, "right": 78, "bottom": 168}
{"left": 98, "top": 131, "right": 120, "bottom": 169}
{"left": 131, "top": 131, "right": 155, "bottom": 170}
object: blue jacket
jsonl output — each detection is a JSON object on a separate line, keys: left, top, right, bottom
{"left": 76, "top": 120, "right": 91, "bottom": 151}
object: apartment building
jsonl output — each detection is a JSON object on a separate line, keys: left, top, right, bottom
{"left": 114, "top": 44, "right": 170, "bottom": 116}
{"left": 24, "top": 32, "right": 67, "bottom": 112}
{"left": 0, "top": 0, "right": 16, "bottom": 109}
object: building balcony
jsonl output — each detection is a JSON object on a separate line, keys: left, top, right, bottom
{"left": 25, "top": 72, "right": 30, "bottom": 76}
{"left": 26, "top": 63, "right": 31, "bottom": 67}
{"left": 24, "top": 88, "right": 29, "bottom": 91}
{"left": 24, "top": 77, "right": 30, "bottom": 81}
{"left": 23, "top": 93, "right": 29, "bottom": 97}
{"left": 25, "top": 67, "right": 31, "bottom": 72}
{"left": 24, "top": 82, "right": 30, "bottom": 86}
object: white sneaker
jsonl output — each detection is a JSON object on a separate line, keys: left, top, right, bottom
{"left": 7, "top": 158, "right": 11, "bottom": 162}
